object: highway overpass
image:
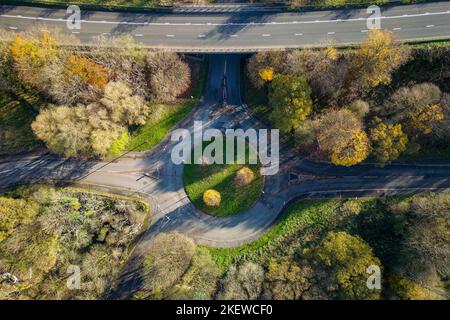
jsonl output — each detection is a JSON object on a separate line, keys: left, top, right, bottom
{"left": 0, "top": 2, "right": 449, "bottom": 52}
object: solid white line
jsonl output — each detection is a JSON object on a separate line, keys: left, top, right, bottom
{"left": 1, "top": 10, "right": 449, "bottom": 27}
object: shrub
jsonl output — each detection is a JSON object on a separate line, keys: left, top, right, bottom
{"left": 347, "top": 100, "right": 370, "bottom": 118}
{"left": 203, "top": 189, "right": 221, "bottom": 207}
{"left": 234, "top": 167, "right": 255, "bottom": 187}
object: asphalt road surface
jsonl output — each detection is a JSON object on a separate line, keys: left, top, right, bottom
{"left": 0, "top": 2, "right": 449, "bottom": 51}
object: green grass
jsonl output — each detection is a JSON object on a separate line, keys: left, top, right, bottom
{"left": 125, "top": 99, "right": 197, "bottom": 153}
{"left": 183, "top": 140, "right": 264, "bottom": 217}
{"left": 0, "top": 91, "right": 41, "bottom": 155}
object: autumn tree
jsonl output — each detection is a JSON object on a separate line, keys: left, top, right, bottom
{"left": 268, "top": 74, "right": 313, "bottom": 132}
{"left": 32, "top": 82, "right": 148, "bottom": 158}
{"left": 0, "top": 197, "right": 38, "bottom": 241}
{"left": 216, "top": 262, "right": 265, "bottom": 300}
{"left": 89, "top": 35, "right": 148, "bottom": 98}
{"left": 314, "top": 109, "right": 370, "bottom": 166}
{"left": 311, "top": 231, "right": 381, "bottom": 300}
{"left": 142, "top": 232, "right": 196, "bottom": 297}
{"left": 350, "top": 29, "right": 410, "bottom": 91}
{"left": 146, "top": 52, "right": 191, "bottom": 102}
{"left": 9, "top": 31, "right": 59, "bottom": 91}
{"left": 264, "top": 257, "right": 312, "bottom": 300}
{"left": 247, "top": 50, "right": 287, "bottom": 89}
{"left": 369, "top": 122, "right": 408, "bottom": 163}
{"left": 347, "top": 100, "right": 370, "bottom": 118}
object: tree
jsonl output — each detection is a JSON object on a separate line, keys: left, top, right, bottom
{"left": 146, "top": 52, "right": 191, "bottom": 102}
{"left": 259, "top": 67, "right": 275, "bottom": 82}
{"left": 350, "top": 29, "right": 410, "bottom": 90}
{"left": 0, "top": 197, "right": 38, "bottom": 241}
{"left": 347, "top": 100, "right": 370, "bottom": 119}
{"left": 216, "top": 262, "right": 264, "bottom": 300}
{"left": 311, "top": 231, "right": 381, "bottom": 300}
{"left": 32, "top": 82, "right": 148, "bottom": 158}
{"left": 264, "top": 257, "right": 312, "bottom": 300}
{"left": 387, "top": 273, "right": 442, "bottom": 300}
{"left": 369, "top": 122, "right": 408, "bottom": 163}
{"left": 314, "top": 109, "right": 370, "bottom": 166}
{"left": 331, "top": 130, "right": 370, "bottom": 166}
{"left": 247, "top": 51, "right": 287, "bottom": 89}
{"left": 234, "top": 167, "right": 255, "bottom": 187}
{"left": 166, "top": 247, "right": 219, "bottom": 300}
{"left": 203, "top": 189, "right": 221, "bottom": 207}
{"left": 269, "top": 74, "right": 313, "bottom": 132}
{"left": 380, "top": 83, "right": 442, "bottom": 123}
{"left": 403, "top": 192, "right": 450, "bottom": 280}
{"left": 9, "top": 31, "right": 58, "bottom": 90}
{"left": 142, "top": 232, "right": 196, "bottom": 296}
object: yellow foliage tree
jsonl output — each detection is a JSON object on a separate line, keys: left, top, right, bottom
{"left": 410, "top": 104, "right": 445, "bottom": 135}
{"left": 331, "top": 130, "right": 370, "bottom": 166}
{"left": 234, "top": 167, "right": 255, "bottom": 187}
{"left": 369, "top": 122, "right": 408, "bottom": 163}
{"left": 259, "top": 67, "right": 275, "bottom": 82}
{"left": 353, "top": 29, "right": 410, "bottom": 88}
{"left": 10, "top": 32, "right": 58, "bottom": 88}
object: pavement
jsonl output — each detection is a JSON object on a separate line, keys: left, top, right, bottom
{"left": 0, "top": 2, "right": 449, "bottom": 51}
{"left": 0, "top": 53, "right": 450, "bottom": 298}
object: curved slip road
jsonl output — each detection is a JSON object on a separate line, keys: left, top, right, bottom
{"left": 0, "top": 2, "right": 450, "bottom": 51}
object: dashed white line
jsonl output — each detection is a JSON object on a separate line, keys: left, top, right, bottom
{"left": 327, "top": 31, "right": 335, "bottom": 35}
{"left": 198, "top": 34, "right": 206, "bottom": 38}
{"left": 8, "top": 26, "right": 18, "bottom": 30}
{"left": 230, "top": 34, "right": 238, "bottom": 37}
{"left": 295, "top": 33, "right": 303, "bottom": 36}
{"left": 361, "top": 29, "right": 368, "bottom": 33}
{"left": 426, "top": 24, "right": 435, "bottom": 28}
{"left": 262, "top": 34, "right": 271, "bottom": 37}
{"left": 166, "top": 34, "right": 175, "bottom": 37}
{"left": 393, "top": 27, "right": 402, "bottom": 31}
{"left": 134, "top": 34, "right": 143, "bottom": 37}
{"left": 72, "top": 31, "right": 80, "bottom": 34}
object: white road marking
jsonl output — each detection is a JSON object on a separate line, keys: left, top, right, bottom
{"left": 198, "top": 34, "right": 206, "bottom": 37}
{"left": 72, "top": 31, "right": 80, "bottom": 34}
{"left": 361, "top": 29, "right": 368, "bottom": 33}
{"left": 102, "top": 32, "right": 111, "bottom": 35}
{"left": 327, "top": 31, "right": 335, "bottom": 35}
{"left": 8, "top": 26, "right": 18, "bottom": 30}
{"left": 295, "top": 33, "right": 303, "bottom": 36}
{"left": 166, "top": 34, "right": 175, "bottom": 37}
{"left": 134, "top": 34, "right": 143, "bottom": 37}
{"left": 262, "top": 34, "right": 271, "bottom": 37}
{"left": 230, "top": 34, "right": 238, "bottom": 37}
{"left": 426, "top": 24, "right": 435, "bottom": 28}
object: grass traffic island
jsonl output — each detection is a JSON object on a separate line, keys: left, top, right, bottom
{"left": 183, "top": 140, "right": 264, "bottom": 217}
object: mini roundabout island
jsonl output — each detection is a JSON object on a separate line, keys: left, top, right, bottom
{"left": 183, "top": 138, "right": 264, "bottom": 217}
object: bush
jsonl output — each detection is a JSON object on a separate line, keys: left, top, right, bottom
{"left": 203, "top": 189, "right": 221, "bottom": 207}
{"left": 347, "top": 100, "right": 370, "bottom": 118}
{"left": 143, "top": 232, "right": 196, "bottom": 295}
{"left": 234, "top": 167, "right": 255, "bottom": 187}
